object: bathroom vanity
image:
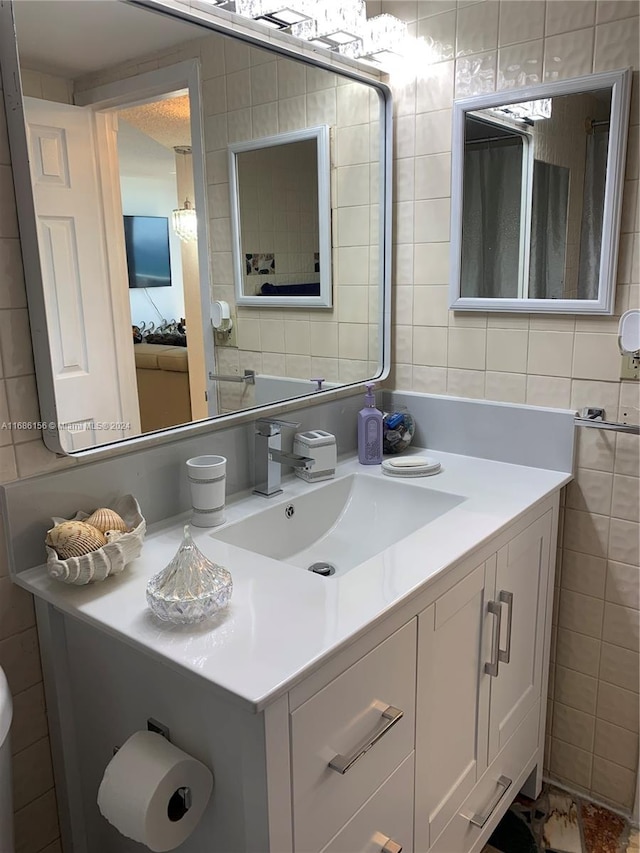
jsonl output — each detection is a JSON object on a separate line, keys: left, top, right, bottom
{"left": 5, "top": 396, "right": 573, "bottom": 853}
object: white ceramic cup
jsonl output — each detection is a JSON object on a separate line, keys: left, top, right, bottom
{"left": 186, "top": 455, "right": 227, "bottom": 527}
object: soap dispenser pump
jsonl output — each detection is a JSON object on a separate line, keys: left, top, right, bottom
{"left": 358, "top": 383, "right": 383, "bottom": 465}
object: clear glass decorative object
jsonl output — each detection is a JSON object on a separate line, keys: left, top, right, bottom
{"left": 382, "top": 406, "right": 416, "bottom": 454}
{"left": 146, "top": 525, "right": 233, "bottom": 625}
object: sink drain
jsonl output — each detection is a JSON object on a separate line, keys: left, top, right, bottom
{"left": 308, "top": 561, "right": 336, "bottom": 577}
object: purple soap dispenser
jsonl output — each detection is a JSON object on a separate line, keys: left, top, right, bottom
{"left": 358, "top": 383, "right": 383, "bottom": 465}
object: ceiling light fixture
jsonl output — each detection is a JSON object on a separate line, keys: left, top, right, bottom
{"left": 172, "top": 146, "right": 198, "bottom": 244}
{"left": 235, "top": 0, "right": 313, "bottom": 27}
{"left": 233, "top": 0, "right": 411, "bottom": 69}
{"left": 339, "top": 13, "right": 407, "bottom": 62}
{"left": 172, "top": 199, "right": 198, "bottom": 243}
{"left": 491, "top": 98, "right": 553, "bottom": 123}
{"left": 291, "top": 0, "right": 366, "bottom": 47}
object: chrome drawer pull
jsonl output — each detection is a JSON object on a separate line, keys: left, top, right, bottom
{"left": 498, "top": 590, "right": 513, "bottom": 664}
{"left": 328, "top": 705, "right": 403, "bottom": 774}
{"left": 485, "top": 600, "right": 502, "bottom": 677}
{"left": 469, "top": 775, "right": 512, "bottom": 828}
{"left": 381, "top": 839, "right": 402, "bottom": 853}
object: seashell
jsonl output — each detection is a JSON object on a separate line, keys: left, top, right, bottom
{"left": 85, "top": 507, "right": 129, "bottom": 534}
{"left": 45, "top": 521, "right": 106, "bottom": 559}
{"left": 104, "top": 530, "right": 124, "bottom": 543}
{"left": 46, "top": 495, "right": 146, "bottom": 586}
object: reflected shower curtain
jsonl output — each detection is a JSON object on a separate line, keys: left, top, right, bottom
{"left": 461, "top": 142, "right": 522, "bottom": 298}
{"left": 578, "top": 129, "right": 609, "bottom": 299}
{"left": 528, "top": 161, "right": 570, "bottom": 299}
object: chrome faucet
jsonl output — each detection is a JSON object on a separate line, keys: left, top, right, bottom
{"left": 253, "top": 418, "right": 314, "bottom": 497}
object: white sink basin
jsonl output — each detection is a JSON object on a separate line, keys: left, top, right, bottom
{"left": 212, "top": 473, "right": 465, "bottom": 576}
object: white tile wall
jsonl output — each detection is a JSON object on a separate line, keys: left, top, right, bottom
{"left": 0, "top": 60, "right": 62, "bottom": 851}
{"left": 381, "top": 0, "right": 639, "bottom": 814}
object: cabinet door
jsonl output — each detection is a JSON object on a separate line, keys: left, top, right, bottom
{"left": 488, "top": 511, "right": 552, "bottom": 762}
{"left": 415, "top": 561, "right": 493, "bottom": 851}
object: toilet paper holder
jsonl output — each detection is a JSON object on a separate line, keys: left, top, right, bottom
{"left": 113, "top": 719, "right": 193, "bottom": 818}
{"left": 147, "top": 718, "right": 171, "bottom": 741}
{"left": 114, "top": 717, "right": 170, "bottom": 755}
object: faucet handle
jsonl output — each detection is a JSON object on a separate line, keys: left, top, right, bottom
{"left": 255, "top": 417, "right": 301, "bottom": 437}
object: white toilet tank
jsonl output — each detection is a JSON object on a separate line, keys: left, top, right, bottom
{"left": 0, "top": 666, "right": 14, "bottom": 853}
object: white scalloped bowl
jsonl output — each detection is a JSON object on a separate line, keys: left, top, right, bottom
{"left": 45, "top": 495, "right": 145, "bottom": 585}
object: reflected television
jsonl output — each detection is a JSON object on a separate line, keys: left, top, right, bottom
{"left": 123, "top": 215, "right": 172, "bottom": 288}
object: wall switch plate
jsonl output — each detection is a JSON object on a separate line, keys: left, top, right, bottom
{"left": 213, "top": 312, "right": 237, "bottom": 347}
{"left": 620, "top": 355, "right": 640, "bottom": 381}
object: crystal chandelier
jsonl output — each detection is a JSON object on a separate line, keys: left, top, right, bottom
{"left": 172, "top": 145, "right": 198, "bottom": 243}
{"left": 172, "top": 199, "right": 198, "bottom": 243}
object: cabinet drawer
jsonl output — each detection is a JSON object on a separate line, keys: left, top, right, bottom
{"left": 430, "top": 700, "right": 540, "bottom": 853}
{"left": 292, "top": 620, "right": 417, "bottom": 852}
{"left": 321, "top": 753, "right": 414, "bottom": 853}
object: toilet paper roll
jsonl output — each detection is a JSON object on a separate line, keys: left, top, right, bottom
{"left": 97, "top": 730, "right": 213, "bottom": 852}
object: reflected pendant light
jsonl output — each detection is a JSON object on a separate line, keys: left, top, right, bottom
{"left": 172, "top": 198, "right": 198, "bottom": 243}
{"left": 172, "top": 145, "right": 198, "bottom": 243}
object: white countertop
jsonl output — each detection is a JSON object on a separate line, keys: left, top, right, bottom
{"left": 15, "top": 449, "right": 570, "bottom": 713}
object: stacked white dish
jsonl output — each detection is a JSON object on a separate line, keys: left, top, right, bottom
{"left": 381, "top": 457, "right": 442, "bottom": 477}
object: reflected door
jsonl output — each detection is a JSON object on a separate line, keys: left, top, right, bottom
{"left": 25, "top": 98, "right": 139, "bottom": 449}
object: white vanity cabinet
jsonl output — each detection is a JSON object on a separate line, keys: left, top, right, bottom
{"left": 290, "top": 621, "right": 417, "bottom": 852}
{"left": 415, "top": 559, "right": 492, "bottom": 848}
{"left": 29, "top": 495, "right": 559, "bottom": 853}
{"left": 415, "top": 510, "right": 553, "bottom": 852}
{"left": 286, "top": 503, "right": 555, "bottom": 853}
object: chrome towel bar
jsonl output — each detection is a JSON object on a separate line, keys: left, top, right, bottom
{"left": 208, "top": 369, "right": 256, "bottom": 384}
{"left": 575, "top": 407, "right": 639, "bottom": 435}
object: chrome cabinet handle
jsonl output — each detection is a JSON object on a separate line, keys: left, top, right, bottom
{"left": 498, "top": 590, "right": 513, "bottom": 664}
{"left": 469, "top": 775, "right": 512, "bottom": 828}
{"left": 485, "top": 600, "right": 502, "bottom": 677}
{"left": 381, "top": 839, "right": 402, "bottom": 853}
{"left": 328, "top": 705, "right": 403, "bottom": 774}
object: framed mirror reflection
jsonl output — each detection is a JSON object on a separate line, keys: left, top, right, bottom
{"left": 0, "top": 0, "right": 390, "bottom": 455}
{"left": 229, "top": 126, "right": 332, "bottom": 308}
{"left": 449, "top": 69, "right": 632, "bottom": 314}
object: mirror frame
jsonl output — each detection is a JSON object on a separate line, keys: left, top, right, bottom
{"left": 449, "top": 68, "right": 632, "bottom": 315}
{"left": 229, "top": 126, "right": 332, "bottom": 308}
{"left": 0, "top": 0, "right": 392, "bottom": 460}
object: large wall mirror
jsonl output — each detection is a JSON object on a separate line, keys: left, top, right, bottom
{"left": 450, "top": 69, "right": 631, "bottom": 314}
{"left": 0, "top": 0, "right": 389, "bottom": 455}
